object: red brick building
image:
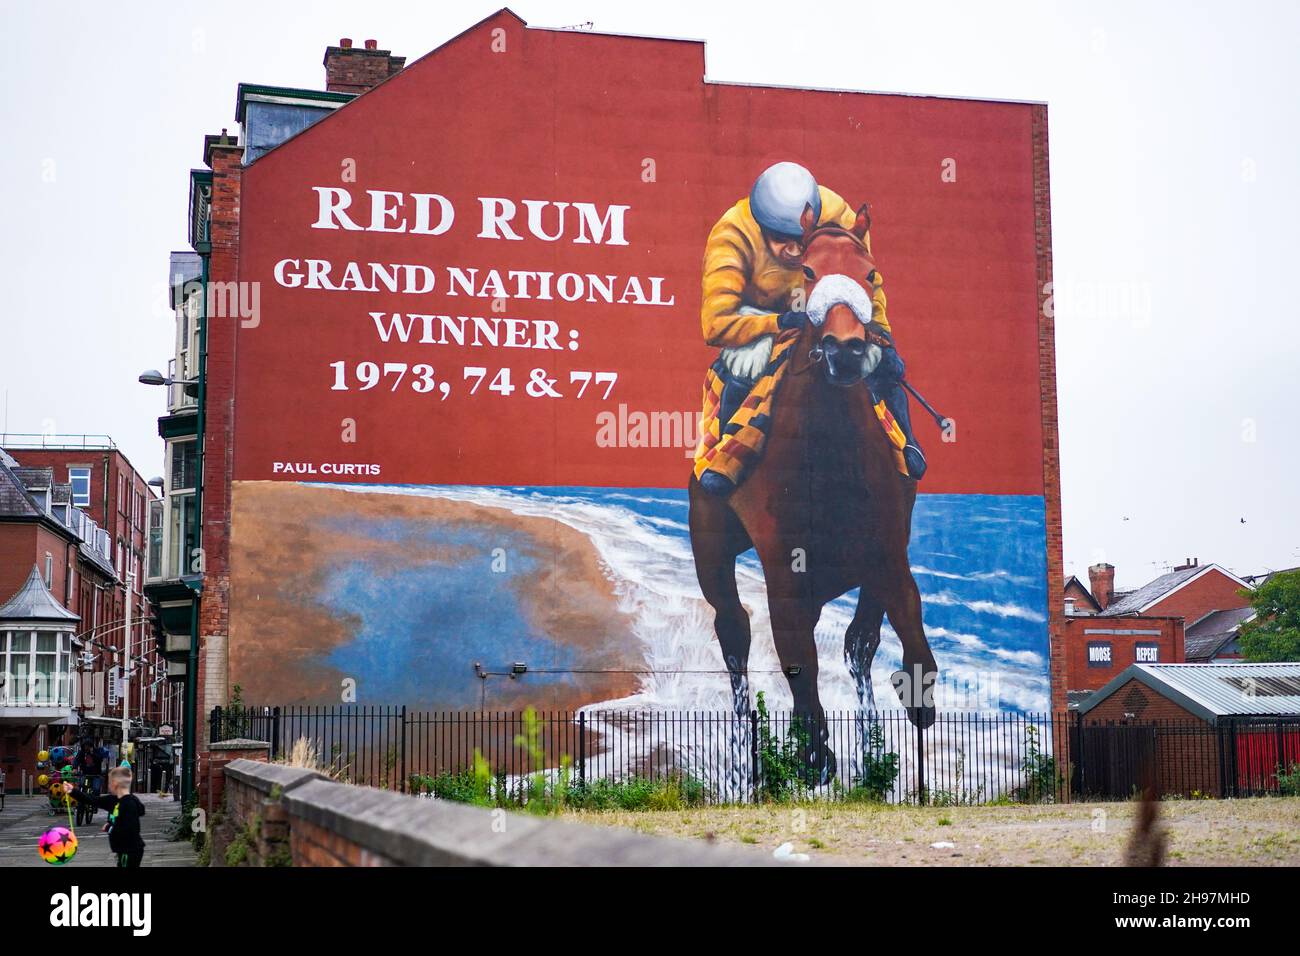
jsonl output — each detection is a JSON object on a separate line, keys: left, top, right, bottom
{"left": 1078, "top": 662, "right": 1300, "bottom": 797}
{"left": 3, "top": 437, "right": 156, "bottom": 650}
{"left": 1103, "top": 559, "right": 1251, "bottom": 623}
{"left": 1056, "top": 559, "right": 1258, "bottom": 711}
{"left": 163, "top": 10, "right": 1063, "bottom": 800}
{"left": 0, "top": 441, "right": 180, "bottom": 786}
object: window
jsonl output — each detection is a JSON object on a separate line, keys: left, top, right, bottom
{"left": 147, "top": 499, "right": 164, "bottom": 579}
{"left": 1135, "top": 643, "right": 1160, "bottom": 663}
{"left": 167, "top": 493, "right": 197, "bottom": 577}
{"left": 163, "top": 439, "right": 199, "bottom": 579}
{"left": 44, "top": 552, "right": 53, "bottom": 588}
{"left": 118, "top": 473, "right": 126, "bottom": 513}
{"left": 1087, "top": 642, "right": 1113, "bottom": 668}
{"left": 69, "top": 467, "right": 91, "bottom": 507}
{"left": 107, "top": 665, "right": 120, "bottom": 707}
{"left": 170, "top": 440, "right": 197, "bottom": 492}
{"left": 0, "top": 630, "right": 72, "bottom": 707}
{"left": 28, "top": 487, "right": 49, "bottom": 512}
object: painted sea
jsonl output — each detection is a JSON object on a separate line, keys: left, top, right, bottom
{"left": 315, "top": 484, "right": 1050, "bottom": 715}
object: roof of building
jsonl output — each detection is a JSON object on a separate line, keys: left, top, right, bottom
{"left": 1102, "top": 563, "right": 1249, "bottom": 616}
{"left": 1185, "top": 607, "right": 1256, "bottom": 661}
{"left": 1063, "top": 575, "right": 1102, "bottom": 613}
{"left": 0, "top": 565, "right": 80, "bottom": 623}
{"left": 0, "top": 454, "right": 118, "bottom": 582}
{"left": 1243, "top": 566, "right": 1300, "bottom": 587}
{"left": 1080, "top": 662, "right": 1300, "bottom": 722}
{"left": 0, "top": 457, "right": 46, "bottom": 519}
{"left": 11, "top": 466, "right": 53, "bottom": 489}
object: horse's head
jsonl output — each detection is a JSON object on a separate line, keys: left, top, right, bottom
{"left": 798, "top": 203, "right": 882, "bottom": 388}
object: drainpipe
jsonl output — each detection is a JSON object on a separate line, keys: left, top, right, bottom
{"left": 181, "top": 254, "right": 208, "bottom": 802}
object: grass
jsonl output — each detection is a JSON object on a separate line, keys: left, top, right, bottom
{"left": 562, "top": 797, "right": 1300, "bottom": 866}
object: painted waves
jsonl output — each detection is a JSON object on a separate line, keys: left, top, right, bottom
{"left": 323, "top": 483, "right": 1050, "bottom": 714}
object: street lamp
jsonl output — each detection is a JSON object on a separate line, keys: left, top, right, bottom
{"left": 138, "top": 370, "right": 197, "bottom": 387}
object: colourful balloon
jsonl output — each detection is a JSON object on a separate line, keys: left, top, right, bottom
{"left": 37, "top": 749, "right": 49, "bottom": 762}
{"left": 36, "top": 773, "right": 49, "bottom": 787}
{"left": 37, "top": 827, "right": 78, "bottom": 866}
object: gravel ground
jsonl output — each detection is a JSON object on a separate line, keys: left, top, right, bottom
{"left": 564, "top": 797, "right": 1300, "bottom": 866}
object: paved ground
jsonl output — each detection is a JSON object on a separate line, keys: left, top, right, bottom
{"left": 0, "top": 793, "right": 196, "bottom": 868}
{"left": 567, "top": 797, "right": 1300, "bottom": 866}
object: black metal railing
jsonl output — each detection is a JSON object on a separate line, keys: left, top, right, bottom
{"left": 208, "top": 706, "right": 1300, "bottom": 805}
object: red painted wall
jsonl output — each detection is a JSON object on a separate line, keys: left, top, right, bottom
{"left": 233, "top": 15, "right": 1047, "bottom": 495}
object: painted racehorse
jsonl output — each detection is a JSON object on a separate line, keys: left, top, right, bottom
{"left": 689, "top": 203, "right": 938, "bottom": 784}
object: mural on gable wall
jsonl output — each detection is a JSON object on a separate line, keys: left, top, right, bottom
{"left": 224, "top": 16, "right": 1053, "bottom": 789}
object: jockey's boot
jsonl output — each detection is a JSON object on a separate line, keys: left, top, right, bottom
{"left": 879, "top": 381, "right": 927, "bottom": 480}
{"left": 699, "top": 373, "right": 753, "bottom": 496}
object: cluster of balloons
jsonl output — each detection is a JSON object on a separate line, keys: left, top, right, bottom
{"left": 35, "top": 747, "right": 78, "bottom": 865}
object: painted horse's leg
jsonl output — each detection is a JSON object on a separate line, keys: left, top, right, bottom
{"left": 844, "top": 589, "right": 885, "bottom": 781}
{"left": 689, "top": 481, "right": 753, "bottom": 797}
{"left": 768, "top": 593, "right": 836, "bottom": 786}
{"left": 844, "top": 589, "right": 885, "bottom": 713}
{"left": 868, "top": 565, "right": 938, "bottom": 729}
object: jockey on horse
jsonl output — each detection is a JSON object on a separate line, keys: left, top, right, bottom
{"left": 697, "top": 161, "right": 926, "bottom": 494}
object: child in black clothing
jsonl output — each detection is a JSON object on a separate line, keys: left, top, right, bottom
{"left": 65, "top": 765, "right": 146, "bottom": 867}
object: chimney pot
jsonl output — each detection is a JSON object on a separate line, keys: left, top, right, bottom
{"left": 324, "top": 39, "right": 405, "bottom": 93}
{"left": 1088, "top": 562, "right": 1116, "bottom": 611}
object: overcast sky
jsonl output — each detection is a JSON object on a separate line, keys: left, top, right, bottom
{"left": 1, "top": 0, "right": 1296, "bottom": 590}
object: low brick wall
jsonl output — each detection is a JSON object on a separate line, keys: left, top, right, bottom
{"left": 202, "top": 739, "right": 272, "bottom": 816}
{"left": 220, "top": 759, "right": 783, "bottom": 867}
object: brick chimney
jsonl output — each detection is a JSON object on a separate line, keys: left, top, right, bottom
{"left": 1088, "top": 563, "right": 1115, "bottom": 610}
{"left": 1174, "top": 557, "right": 1199, "bottom": 572}
{"left": 323, "top": 38, "right": 405, "bottom": 94}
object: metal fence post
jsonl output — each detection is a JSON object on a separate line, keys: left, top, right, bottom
{"left": 750, "top": 709, "right": 760, "bottom": 804}
{"left": 210, "top": 706, "right": 221, "bottom": 742}
{"left": 271, "top": 706, "right": 281, "bottom": 758}
{"left": 915, "top": 719, "right": 926, "bottom": 805}
{"left": 578, "top": 712, "right": 587, "bottom": 787}
{"left": 400, "top": 705, "right": 408, "bottom": 793}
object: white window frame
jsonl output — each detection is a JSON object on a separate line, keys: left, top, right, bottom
{"left": 68, "top": 466, "right": 92, "bottom": 508}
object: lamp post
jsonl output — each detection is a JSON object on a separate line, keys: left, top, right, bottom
{"left": 139, "top": 251, "right": 206, "bottom": 802}
{"left": 121, "top": 567, "right": 133, "bottom": 767}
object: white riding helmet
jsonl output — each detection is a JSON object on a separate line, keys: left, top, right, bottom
{"left": 749, "top": 162, "right": 820, "bottom": 239}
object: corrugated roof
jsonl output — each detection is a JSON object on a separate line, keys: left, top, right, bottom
{"left": 1081, "top": 663, "right": 1300, "bottom": 721}
{"left": 0, "top": 565, "right": 79, "bottom": 622}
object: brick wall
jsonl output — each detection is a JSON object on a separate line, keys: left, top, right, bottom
{"left": 1032, "top": 105, "right": 1066, "bottom": 717}
{"left": 1062, "top": 615, "right": 1184, "bottom": 696}
{"left": 216, "top": 758, "right": 776, "bottom": 867}
{"left": 1146, "top": 567, "right": 1251, "bottom": 623}
{"left": 323, "top": 41, "right": 405, "bottom": 94}
{"left": 195, "top": 143, "right": 242, "bottom": 794}
{"left": 1083, "top": 679, "right": 1223, "bottom": 796}
{"left": 201, "top": 739, "right": 270, "bottom": 815}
